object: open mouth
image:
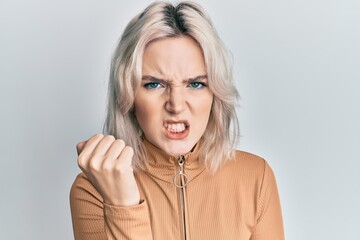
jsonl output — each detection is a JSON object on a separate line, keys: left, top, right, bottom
{"left": 165, "top": 122, "right": 187, "bottom": 133}
{"left": 164, "top": 121, "right": 189, "bottom": 139}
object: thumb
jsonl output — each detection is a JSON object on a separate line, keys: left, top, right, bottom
{"left": 76, "top": 141, "right": 87, "bottom": 155}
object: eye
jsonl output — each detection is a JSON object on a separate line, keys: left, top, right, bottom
{"left": 188, "top": 82, "right": 206, "bottom": 89}
{"left": 144, "top": 82, "right": 162, "bottom": 89}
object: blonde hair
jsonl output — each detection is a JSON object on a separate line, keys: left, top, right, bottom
{"left": 104, "top": 1, "right": 239, "bottom": 172}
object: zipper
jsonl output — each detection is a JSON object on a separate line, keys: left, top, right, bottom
{"left": 173, "top": 155, "right": 189, "bottom": 240}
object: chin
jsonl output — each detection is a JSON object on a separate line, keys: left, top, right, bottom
{"left": 164, "top": 141, "right": 196, "bottom": 156}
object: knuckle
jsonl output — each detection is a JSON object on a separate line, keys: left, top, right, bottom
{"left": 77, "top": 154, "right": 86, "bottom": 167}
{"left": 87, "top": 157, "right": 101, "bottom": 171}
{"left": 101, "top": 161, "right": 113, "bottom": 172}
{"left": 114, "top": 162, "right": 128, "bottom": 173}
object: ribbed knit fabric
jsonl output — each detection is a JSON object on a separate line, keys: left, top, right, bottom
{"left": 70, "top": 140, "right": 284, "bottom": 240}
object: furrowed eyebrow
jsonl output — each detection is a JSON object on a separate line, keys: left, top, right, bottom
{"left": 187, "top": 75, "right": 208, "bottom": 82}
{"left": 141, "top": 75, "right": 168, "bottom": 85}
{"left": 141, "top": 75, "right": 207, "bottom": 83}
{"left": 142, "top": 75, "right": 164, "bottom": 82}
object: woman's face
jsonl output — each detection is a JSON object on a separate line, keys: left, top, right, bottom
{"left": 134, "top": 36, "right": 213, "bottom": 155}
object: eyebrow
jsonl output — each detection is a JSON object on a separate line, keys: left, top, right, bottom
{"left": 141, "top": 75, "right": 208, "bottom": 83}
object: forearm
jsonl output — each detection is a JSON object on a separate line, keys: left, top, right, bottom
{"left": 70, "top": 173, "right": 152, "bottom": 240}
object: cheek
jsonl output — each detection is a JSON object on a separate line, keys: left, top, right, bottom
{"left": 135, "top": 104, "right": 150, "bottom": 125}
{"left": 201, "top": 94, "right": 214, "bottom": 116}
{"left": 134, "top": 99, "right": 160, "bottom": 130}
{"left": 192, "top": 94, "right": 213, "bottom": 128}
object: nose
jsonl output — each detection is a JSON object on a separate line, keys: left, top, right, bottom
{"left": 165, "top": 86, "right": 186, "bottom": 114}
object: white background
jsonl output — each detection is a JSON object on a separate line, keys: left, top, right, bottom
{"left": 1, "top": 0, "right": 359, "bottom": 239}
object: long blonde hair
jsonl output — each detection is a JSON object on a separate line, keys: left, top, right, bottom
{"left": 104, "top": 1, "right": 239, "bottom": 172}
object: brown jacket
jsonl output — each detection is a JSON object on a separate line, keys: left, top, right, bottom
{"left": 70, "top": 140, "right": 284, "bottom": 239}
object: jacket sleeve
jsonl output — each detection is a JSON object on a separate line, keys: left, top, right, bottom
{"left": 69, "top": 173, "right": 153, "bottom": 240}
{"left": 250, "top": 161, "right": 285, "bottom": 240}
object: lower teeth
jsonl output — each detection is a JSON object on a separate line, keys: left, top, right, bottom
{"left": 169, "top": 128, "right": 185, "bottom": 133}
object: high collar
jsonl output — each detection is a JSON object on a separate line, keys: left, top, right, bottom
{"left": 141, "top": 138, "right": 206, "bottom": 185}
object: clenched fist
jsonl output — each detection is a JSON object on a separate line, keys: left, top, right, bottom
{"left": 76, "top": 134, "right": 140, "bottom": 206}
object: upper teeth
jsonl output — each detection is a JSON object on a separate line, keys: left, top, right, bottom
{"left": 166, "top": 123, "right": 186, "bottom": 133}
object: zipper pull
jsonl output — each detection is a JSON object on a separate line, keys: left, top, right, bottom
{"left": 173, "top": 155, "right": 189, "bottom": 188}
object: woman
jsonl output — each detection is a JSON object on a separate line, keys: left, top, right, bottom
{"left": 70, "top": 1, "right": 284, "bottom": 239}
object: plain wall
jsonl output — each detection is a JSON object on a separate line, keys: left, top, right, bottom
{"left": 1, "top": 0, "right": 359, "bottom": 239}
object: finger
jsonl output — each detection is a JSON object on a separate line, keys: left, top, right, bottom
{"left": 76, "top": 141, "right": 87, "bottom": 155}
{"left": 77, "top": 134, "right": 104, "bottom": 167}
{"left": 81, "top": 134, "right": 104, "bottom": 156}
{"left": 92, "top": 135, "right": 116, "bottom": 157}
{"left": 115, "top": 146, "right": 134, "bottom": 168}
{"left": 101, "top": 139, "right": 126, "bottom": 171}
{"left": 86, "top": 135, "right": 117, "bottom": 171}
{"left": 105, "top": 139, "right": 126, "bottom": 159}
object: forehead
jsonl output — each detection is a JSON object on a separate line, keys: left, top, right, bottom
{"left": 141, "top": 36, "right": 206, "bottom": 79}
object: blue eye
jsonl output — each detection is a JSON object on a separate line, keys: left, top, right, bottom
{"left": 144, "top": 82, "right": 161, "bottom": 89}
{"left": 188, "top": 82, "right": 206, "bottom": 89}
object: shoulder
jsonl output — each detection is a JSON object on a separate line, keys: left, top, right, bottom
{"left": 230, "top": 150, "right": 268, "bottom": 172}
{"left": 219, "top": 150, "right": 276, "bottom": 183}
